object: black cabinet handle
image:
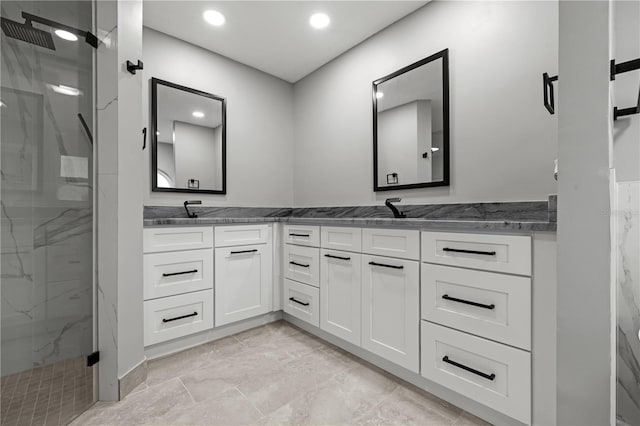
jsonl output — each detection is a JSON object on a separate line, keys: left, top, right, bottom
{"left": 442, "top": 248, "right": 496, "bottom": 256}
{"left": 162, "top": 269, "right": 198, "bottom": 277}
{"left": 442, "top": 294, "right": 495, "bottom": 310}
{"left": 289, "top": 297, "right": 310, "bottom": 306}
{"left": 230, "top": 249, "right": 258, "bottom": 255}
{"left": 324, "top": 254, "right": 351, "bottom": 261}
{"left": 289, "top": 233, "right": 310, "bottom": 238}
{"left": 543, "top": 72, "right": 558, "bottom": 115}
{"left": 289, "top": 261, "right": 310, "bottom": 268}
{"left": 368, "top": 261, "right": 403, "bottom": 270}
{"left": 162, "top": 312, "right": 198, "bottom": 323}
{"left": 142, "top": 127, "right": 147, "bottom": 150}
{"left": 442, "top": 356, "right": 495, "bottom": 381}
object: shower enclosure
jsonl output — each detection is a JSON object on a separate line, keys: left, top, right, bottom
{"left": 0, "top": 1, "right": 97, "bottom": 425}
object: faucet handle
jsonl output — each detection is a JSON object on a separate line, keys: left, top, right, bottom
{"left": 183, "top": 200, "right": 202, "bottom": 218}
{"left": 385, "top": 197, "right": 401, "bottom": 203}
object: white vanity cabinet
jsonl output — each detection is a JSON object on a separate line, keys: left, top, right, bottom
{"left": 143, "top": 226, "right": 215, "bottom": 346}
{"left": 320, "top": 248, "right": 362, "bottom": 346}
{"left": 361, "top": 253, "right": 420, "bottom": 372}
{"left": 282, "top": 225, "right": 320, "bottom": 327}
{"left": 215, "top": 225, "right": 273, "bottom": 326}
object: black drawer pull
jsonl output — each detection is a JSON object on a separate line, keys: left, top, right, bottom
{"left": 289, "top": 297, "right": 309, "bottom": 306}
{"left": 162, "top": 269, "right": 198, "bottom": 277}
{"left": 442, "top": 294, "right": 495, "bottom": 310}
{"left": 289, "top": 261, "right": 310, "bottom": 268}
{"left": 162, "top": 312, "right": 198, "bottom": 323}
{"left": 442, "top": 247, "right": 497, "bottom": 256}
{"left": 368, "top": 261, "right": 403, "bottom": 270}
{"left": 289, "top": 233, "right": 310, "bottom": 238}
{"left": 230, "top": 249, "right": 258, "bottom": 255}
{"left": 325, "top": 254, "right": 351, "bottom": 261}
{"left": 442, "top": 356, "right": 496, "bottom": 381}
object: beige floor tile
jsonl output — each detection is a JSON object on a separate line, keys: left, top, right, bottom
{"left": 453, "top": 411, "right": 493, "bottom": 426}
{"left": 146, "top": 345, "right": 216, "bottom": 387}
{"left": 70, "top": 378, "right": 194, "bottom": 425}
{"left": 159, "top": 388, "right": 263, "bottom": 425}
{"left": 234, "top": 320, "right": 300, "bottom": 348}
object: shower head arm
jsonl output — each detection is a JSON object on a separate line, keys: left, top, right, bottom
{"left": 21, "top": 12, "right": 98, "bottom": 49}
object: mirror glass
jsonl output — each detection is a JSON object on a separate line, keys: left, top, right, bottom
{"left": 151, "top": 78, "right": 226, "bottom": 194}
{"left": 373, "top": 49, "right": 449, "bottom": 191}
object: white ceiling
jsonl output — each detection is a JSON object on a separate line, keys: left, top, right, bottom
{"left": 143, "top": 1, "right": 429, "bottom": 83}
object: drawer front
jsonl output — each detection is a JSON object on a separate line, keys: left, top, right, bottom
{"left": 321, "top": 227, "right": 362, "bottom": 252}
{"left": 144, "top": 289, "right": 214, "bottom": 346}
{"left": 361, "top": 255, "right": 420, "bottom": 372}
{"left": 144, "top": 227, "right": 213, "bottom": 253}
{"left": 283, "top": 279, "right": 319, "bottom": 327}
{"left": 362, "top": 228, "right": 420, "bottom": 260}
{"left": 283, "top": 224, "right": 320, "bottom": 247}
{"left": 144, "top": 249, "right": 214, "bottom": 300}
{"left": 283, "top": 244, "right": 320, "bottom": 287}
{"left": 320, "top": 250, "right": 362, "bottom": 345}
{"left": 421, "top": 231, "right": 531, "bottom": 276}
{"left": 421, "top": 263, "right": 531, "bottom": 350}
{"left": 215, "top": 224, "right": 271, "bottom": 247}
{"left": 421, "top": 321, "right": 531, "bottom": 425}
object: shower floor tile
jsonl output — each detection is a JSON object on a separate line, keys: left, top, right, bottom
{"left": 1, "top": 356, "right": 94, "bottom": 426}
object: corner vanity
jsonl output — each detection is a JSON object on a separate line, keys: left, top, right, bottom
{"left": 142, "top": 208, "right": 556, "bottom": 426}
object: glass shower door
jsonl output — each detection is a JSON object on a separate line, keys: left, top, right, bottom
{"left": 0, "top": 1, "right": 96, "bottom": 425}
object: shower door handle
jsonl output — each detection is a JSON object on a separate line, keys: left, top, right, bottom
{"left": 142, "top": 127, "right": 147, "bottom": 150}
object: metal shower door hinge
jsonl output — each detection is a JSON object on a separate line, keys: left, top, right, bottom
{"left": 87, "top": 351, "right": 100, "bottom": 367}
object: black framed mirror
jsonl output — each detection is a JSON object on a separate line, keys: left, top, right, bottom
{"left": 151, "top": 77, "right": 226, "bottom": 194}
{"left": 373, "top": 48, "right": 449, "bottom": 191}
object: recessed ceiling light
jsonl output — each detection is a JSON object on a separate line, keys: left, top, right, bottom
{"left": 203, "top": 10, "right": 225, "bottom": 26}
{"left": 431, "top": 147, "right": 440, "bottom": 152}
{"left": 192, "top": 111, "right": 205, "bottom": 118}
{"left": 54, "top": 29, "right": 78, "bottom": 41}
{"left": 50, "top": 84, "right": 81, "bottom": 96}
{"left": 309, "top": 13, "right": 330, "bottom": 29}
{"left": 375, "top": 92, "right": 384, "bottom": 99}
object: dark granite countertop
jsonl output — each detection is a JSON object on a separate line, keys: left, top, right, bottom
{"left": 143, "top": 196, "right": 557, "bottom": 232}
{"left": 143, "top": 216, "right": 556, "bottom": 232}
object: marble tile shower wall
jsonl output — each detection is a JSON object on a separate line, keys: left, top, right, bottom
{"left": 617, "top": 181, "right": 640, "bottom": 426}
{"left": 1, "top": 1, "right": 94, "bottom": 376}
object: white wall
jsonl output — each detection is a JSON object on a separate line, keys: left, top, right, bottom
{"left": 142, "top": 28, "right": 294, "bottom": 207}
{"left": 556, "top": 1, "right": 613, "bottom": 424}
{"left": 293, "top": 1, "right": 558, "bottom": 206}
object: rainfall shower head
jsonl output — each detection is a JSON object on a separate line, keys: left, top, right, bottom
{"left": 0, "top": 12, "right": 98, "bottom": 50}
{"left": 0, "top": 17, "right": 56, "bottom": 50}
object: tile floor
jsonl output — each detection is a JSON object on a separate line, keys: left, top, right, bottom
{"left": 1, "top": 356, "right": 94, "bottom": 426}
{"left": 71, "top": 321, "right": 490, "bottom": 425}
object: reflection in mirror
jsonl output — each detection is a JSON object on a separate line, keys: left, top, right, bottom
{"left": 151, "top": 78, "right": 226, "bottom": 194}
{"left": 373, "top": 49, "right": 449, "bottom": 191}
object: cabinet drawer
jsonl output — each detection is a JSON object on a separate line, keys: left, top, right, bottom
{"left": 421, "top": 231, "right": 531, "bottom": 276}
{"left": 283, "top": 279, "right": 319, "bottom": 327}
{"left": 283, "top": 224, "right": 320, "bottom": 247}
{"left": 144, "top": 289, "right": 214, "bottom": 346}
{"left": 321, "top": 227, "right": 362, "bottom": 252}
{"left": 283, "top": 244, "right": 320, "bottom": 287}
{"left": 362, "top": 228, "right": 419, "bottom": 260}
{"left": 421, "top": 263, "right": 531, "bottom": 350}
{"left": 144, "top": 249, "right": 214, "bottom": 300}
{"left": 215, "top": 224, "right": 271, "bottom": 247}
{"left": 144, "top": 226, "right": 213, "bottom": 253}
{"left": 421, "top": 321, "right": 531, "bottom": 425}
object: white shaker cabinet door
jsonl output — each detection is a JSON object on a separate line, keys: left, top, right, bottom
{"left": 215, "top": 244, "right": 272, "bottom": 326}
{"left": 320, "top": 250, "right": 362, "bottom": 346}
{"left": 361, "top": 255, "right": 420, "bottom": 372}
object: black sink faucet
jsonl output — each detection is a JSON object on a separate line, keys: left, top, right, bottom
{"left": 184, "top": 200, "right": 202, "bottom": 218}
{"left": 385, "top": 198, "right": 406, "bottom": 218}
